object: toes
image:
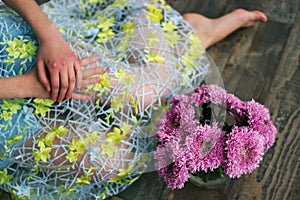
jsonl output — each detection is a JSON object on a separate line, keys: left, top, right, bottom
{"left": 253, "top": 11, "right": 268, "bottom": 23}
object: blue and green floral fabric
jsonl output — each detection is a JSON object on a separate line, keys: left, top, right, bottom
{"left": 0, "top": 0, "right": 211, "bottom": 199}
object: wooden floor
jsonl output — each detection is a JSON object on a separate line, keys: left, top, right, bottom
{"left": 114, "top": 0, "right": 300, "bottom": 200}
{"left": 1, "top": 0, "right": 299, "bottom": 199}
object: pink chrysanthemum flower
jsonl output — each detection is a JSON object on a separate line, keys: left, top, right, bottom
{"left": 192, "top": 85, "right": 210, "bottom": 106}
{"left": 245, "top": 100, "right": 277, "bottom": 151}
{"left": 154, "top": 84, "right": 277, "bottom": 189}
{"left": 154, "top": 141, "right": 182, "bottom": 170}
{"left": 155, "top": 115, "right": 180, "bottom": 145}
{"left": 226, "top": 93, "right": 247, "bottom": 124}
{"left": 156, "top": 94, "right": 198, "bottom": 144}
{"left": 206, "top": 84, "right": 227, "bottom": 105}
{"left": 224, "top": 126, "right": 265, "bottom": 178}
{"left": 186, "top": 123, "right": 225, "bottom": 173}
{"left": 157, "top": 155, "right": 189, "bottom": 189}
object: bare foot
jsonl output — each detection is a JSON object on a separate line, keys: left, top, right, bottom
{"left": 183, "top": 9, "right": 268, "bottom": 49}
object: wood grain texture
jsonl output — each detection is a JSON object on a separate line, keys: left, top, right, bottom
{"left": 226, "top": 5, "right": 300, "bottom": 200}
{"left": 1, "top": 0, "right": 299, "bottom": 199}
{"left": 117, "top": 0, "right": 300, "bottom": 199}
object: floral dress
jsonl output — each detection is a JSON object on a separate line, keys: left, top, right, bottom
{"left": 0, "top": 0, "right": 212, "bottom": 199}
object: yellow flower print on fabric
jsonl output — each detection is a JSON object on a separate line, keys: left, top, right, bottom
{"left": 93, "top": 72, "right": 111, "bottom": 91}
{"left": 32, "top": 141, "right": 52, "bottom": 163}
{"left": 66, "top": 151, "right": 79, "bottom": 163}
{"left": 0, "top": 111, "right": 13, "bottom": 122}
{"left": 76, "top": 175, "right": 91, "bottom": 185}
{"left": 33, "top": 127, "right": 99, "bottom": 166}
{"left": 147, "top": 31, "right": 160, "bottom": 47}
{"left": 0, "top": 169, "right": 13, "bottom": 184}
{"left": 137, "top": 154, "right": 150, "bottom": 166}
{"left": 189, "top": 34, "right": 202, "bottom": 47}
{"left": 100, "top": 122, "right": 132, "bottom": 157}
{"left": 42, "top": 126, "right": 68, "bottom": 146}
{"left": 181, "top": 67, "right": 196, "bottom": 87}
{"left": 122, "top": 21, "right": 135, "bottom": 34}
{"left": 108, "top": 164, "right": 134, "bottom": 182}
{"left": 1, "top": 125, "right": 30, "bottom": 160}
{"left": 66, "top": 138, "right": 88, "bottom": 164}
{"left": 111, "top": 0, "right": 128, "bottom": 7}
{"left": 7, "top": 135, "right": 23, "bottom": 146}
{"left": 165, "top": 31, "right": 180, "bottom": 47}
{"left": 129, "top": 96, "right": 139, "bottom": 114}
{"left": 97, "top": 16, "right": 115, "bottom": 29}
{"left": 161, "top": 20, "right": 179, "bottom": 47}
{"left": 117, "top": 40, "right": 129, "bottom": 52}
{"left": 97, "top": 27, "right": 115, "bottom": 43}
{"left": 117, "top": 21, "right": 135, "bottom": 51}
{"left": 89, "top": 0, "right": 103, "bottom": 3}
{"left": 2, "top": 36, "right": 37, "bottom": 65}
{"left": 100, "top": 143, "right": 117, "bottom": 157}
{"left": 83, "top": 22, "right": 95, "bottom": 29}
{"left": 84, "top": 131, "right": 100, "bottom": 145}
{"left": 111, "top": 96, "right": 124, "bottom": 112}
{"left": 104, "top": 110, "right": 114, "bottom": 125}
{"left": 145, "top": 52, "right": 165, "bottom": 64}
{"left": 120, "top": 122, "right": 133, "bottom": 135}
{"left": 95, "top": 16, "right": 115, "bottom": 43}
{"left": 83, "top": 72, "right": 111, "bottom": 95}
{"left": 147, "top": 4, "right": 163, "bottom": 24}
{"left": 149, "top": 0, "right": 172, "bottom": 11}
{"left": 115, "top": 68, "right": 135, "bottom": 85}
{"left": 161, "top": 21, "right": 177, "bottom": 32}
{"left": 181, "top": 52, "right": 196, "bottom": 68}
{"left": 32, "top": 98, "right": 54, "bottom": 117}
{"left": 181, "top": 34, "right": 203, "bottom": 69}
{"left": 69, "top": 138, "right": 88, "bottom": 155}
{"left": 106, "top": 127, "right": 126, "bottom": 144}
{"left": 0, "top": 99, "right": 25, "bottom": 122}
{"left": 76, "top": 167, "right": 97, "bottom": 185}
{"left": 1, "top": 99, "right": 24, "bottom": 114}
{"left": 179, "top": 33, "right": 203, "bottom": 86}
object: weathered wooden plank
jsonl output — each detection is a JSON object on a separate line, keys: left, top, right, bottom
{"left": 116, "top": 171, "right": 169, "bottom": 200}
{"left": 222, "top": 20, "right": 291, "bottom": 101}
{"left": 170, "top": 182, "right": 228, "bottom": 200}
{"left": 0, "top": 191, "right": 11, "bottom": 200}
{"left": 1, "top": 0, "right": 299, "bottom": 199}
{"left": 166, "top": 0, "right": 228, "bottom": 17}
{"left": 115, "top": 0, "right": 300, "bottom": 199}
{"left": 226, "top": 9, "right": 300, "bottom": 200}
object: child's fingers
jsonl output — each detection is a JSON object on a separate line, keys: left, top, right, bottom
{"left": 82, "top": 67, "right": 106, "bottom": 78}
{"left": 37, "top": 60, "right": 51, "bottom": 92}
{"left": 71, "top": 93, "right": 92, "bottom": 100}
{"left": 81, "top": 77, "right": 101, "bottom": 88}
{"left": 79, "top": 56, "right": 99, "bottom": 66}
{"left": 75, "top": 60, "right": 82, "bottom": 89}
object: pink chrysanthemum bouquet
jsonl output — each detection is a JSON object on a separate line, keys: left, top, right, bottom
{"left": 154, "top": 84, "right": 277, "bottom": 189}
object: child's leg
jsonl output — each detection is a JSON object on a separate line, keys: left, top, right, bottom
{"left": 182, "top": 9, "right": 268, "bottom": 49}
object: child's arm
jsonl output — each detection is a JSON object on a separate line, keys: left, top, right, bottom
{"left": 0, "top": 56, "right": 103, "bottom": 100}
{"left": 2, "top": 0, "right": 81, "bottom": 103}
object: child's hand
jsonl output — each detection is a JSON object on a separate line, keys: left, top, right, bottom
{"left": 28, "top": 56, "right": 105, "bottom": 100}
{"left": 36, "top": 30, "right": 80, "bottom": 102}
{"left": 72, "top": 56, "right": 106, "bottom": 100}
